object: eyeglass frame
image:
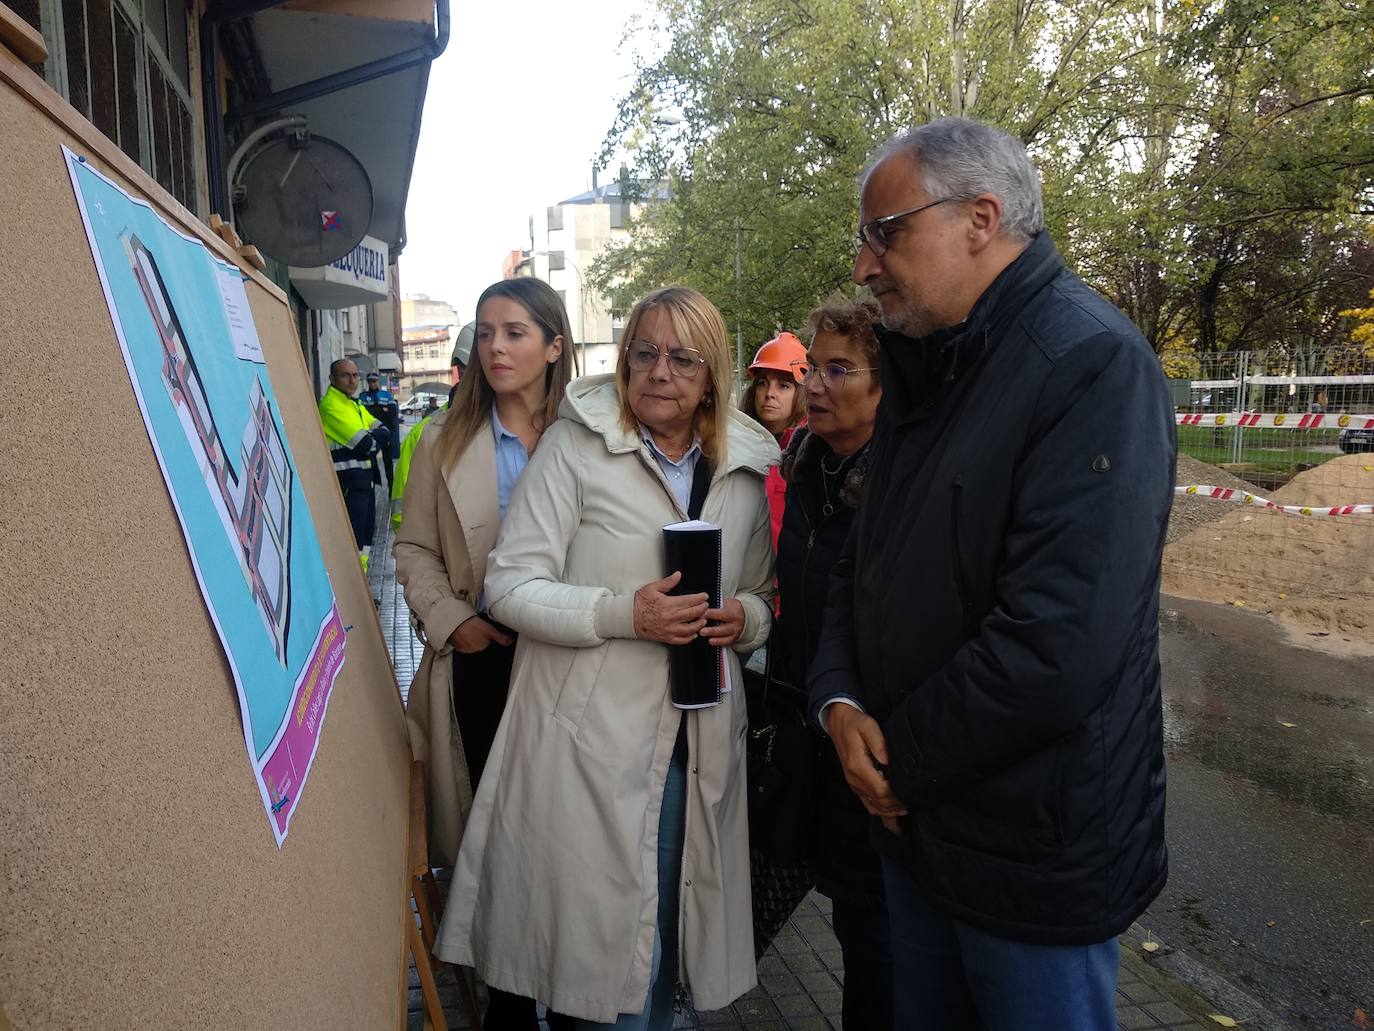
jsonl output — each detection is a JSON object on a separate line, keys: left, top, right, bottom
{"left": 624, "top": 339, "right": 708, "bottom": 379}
{"left": 804, "top": 360, "right": 879, "bottom": 388}
{"left": 854, "top": 196, "right": 958, "bottom": 256}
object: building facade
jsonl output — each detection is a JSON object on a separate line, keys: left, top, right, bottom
{"left": 9, "top": 0, "right": 442, "bottom": 402}
{"left": 507, "top": 174, "right": 667, "bottom": 377}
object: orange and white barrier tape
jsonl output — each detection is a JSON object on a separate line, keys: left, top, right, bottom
{"left": 1176, "top": 485, "right": 1374, "bottom": 517}
{"left": 1176, "top": 412, "right": 1374, "bottom": 430}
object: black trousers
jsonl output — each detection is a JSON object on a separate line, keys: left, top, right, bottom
{"left": 342, "top": 487, "right": 375, "bottom": 550}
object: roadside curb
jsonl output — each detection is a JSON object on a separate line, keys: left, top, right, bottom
{"left": 1124, "top": 923, "right": 1295, "bottom": 1031}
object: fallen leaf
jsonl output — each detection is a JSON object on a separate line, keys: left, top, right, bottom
{"left": 1278, "top": 593, "right": 1287, "bottom": 600}
{"left": 1142, "top": 940, "right": 1161, "bottom": 953}
{"left": 1209, "top": 1016, "right": 1240, "bottom": 1028}
{"left": 1278, "top": 721, "right": 1297, "bottom": 728}
{"left": 1352, "top": 1007, "right": 1371, "bottom": 1030}
{"left": 1233, "top": 600, "right": 1247, "bottom": 608}
{"left": 1267, "top": 920, "right": 1276, "bottom": 928}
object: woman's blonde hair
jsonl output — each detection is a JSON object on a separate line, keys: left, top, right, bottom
{"left": 615, "top": 286, "right": 732, "bottom": 462}
{"left": 435, "top": 278, "right": 576, "bottom": 473}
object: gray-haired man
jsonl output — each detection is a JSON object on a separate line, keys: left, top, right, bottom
{"left": 809, "top": 117, "right": 1175, "bottom": 1029}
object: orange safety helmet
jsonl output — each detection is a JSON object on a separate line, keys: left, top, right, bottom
{"left": 748, "top": 332, "right": 807, "bottom": 384}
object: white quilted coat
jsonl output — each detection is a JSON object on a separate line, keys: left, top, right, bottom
{"left": 435, "top": 376, "right": 779, "bottom": 1021}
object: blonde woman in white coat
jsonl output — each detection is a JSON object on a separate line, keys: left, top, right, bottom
{"left": 394, "top": 276, "right": 577, "bottom": 1031}
{"left": 436, "top": 287, "right": 780, "bottom": 1029}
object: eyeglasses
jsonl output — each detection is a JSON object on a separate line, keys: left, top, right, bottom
{"left": 855, "top": 197, "right": 957, "bottom": 257}
{"left": 804, "top": 362, "right": 878, "bottom": 387}
{"left": 625, "top": 339, "right": 707, "bottom": 379}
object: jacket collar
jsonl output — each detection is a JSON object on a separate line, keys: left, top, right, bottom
{"left": 560, "top": 375, "right": 779, "bottom": 478}
{"left": 433, "top": 409, "right": 500, "bottom": 591}
{"left": 877, "top": 231, "right": 1064, "bottom": 420}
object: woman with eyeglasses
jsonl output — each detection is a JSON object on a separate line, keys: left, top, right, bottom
{"left": 749, "top": 298, "right": 891, "bottom": 1030}
{"left": 434, "top": 286, "right": 779, "bottom": 1030}
{"left": 394, "top": 277, "right": 578, "bottom": 1031}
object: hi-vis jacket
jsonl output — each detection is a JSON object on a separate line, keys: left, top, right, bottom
{"left": 318, "top": 385, "right": 384, "bottom": 491}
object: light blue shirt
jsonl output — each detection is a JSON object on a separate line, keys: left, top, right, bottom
{"left": 641, "top": 425, "right": 702, "bottom": 513}
{"left": 492, "top": 409, "right": 531, "bottom": 523}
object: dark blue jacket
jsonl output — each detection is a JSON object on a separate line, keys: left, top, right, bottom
{"left": 808, "top": 233, "right": 1174, "bottom": 945}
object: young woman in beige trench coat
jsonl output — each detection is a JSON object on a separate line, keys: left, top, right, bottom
{"left": 435, "top": 288, "right": 780, "bottom": 1028}
{"left": 394, "top": 276, "right": 576, "bottom": 1031}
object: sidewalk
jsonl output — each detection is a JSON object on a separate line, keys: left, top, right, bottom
{"left": 368, "top": 484, "right": 1219, "bottom": 1031}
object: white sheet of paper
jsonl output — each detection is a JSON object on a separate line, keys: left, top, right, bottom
{"left": 215, "top": 266, "right": 264, "bottom": 363}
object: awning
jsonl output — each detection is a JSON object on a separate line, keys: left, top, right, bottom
{"left": 245, "top": 3, "right": 436, "bottom": 252}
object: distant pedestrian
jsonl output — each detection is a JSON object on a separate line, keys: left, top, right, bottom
{"left": 318, "top": 358, "right": 390, "bottom": 572}
{"left": 394, "top": 277, "right": 577, "bottom": 1031}
{"left": 810, "top": 117, "right": 1175, "bottom": 1030}
{"left": 360, "top": 371, "right": 399, "bottom": 488}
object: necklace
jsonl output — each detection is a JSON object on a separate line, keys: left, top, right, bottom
{"left": 819, "top": 452, "right": 849, "bottom": 516}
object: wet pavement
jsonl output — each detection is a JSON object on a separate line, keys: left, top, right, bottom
{"left": 1148, "top": 596, "right": 1374, "bottom": 1029}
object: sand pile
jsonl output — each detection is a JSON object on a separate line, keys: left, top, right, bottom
{"left": 1163, "top": 454, "right": 1374, "bottom": 645}
{"left": 1167, "top": 454, "right": 1262, "bottom": 544}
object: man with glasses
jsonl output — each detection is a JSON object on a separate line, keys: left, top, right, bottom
{"left": 809, "top": 117, "right": 1175, "bottom": 1030}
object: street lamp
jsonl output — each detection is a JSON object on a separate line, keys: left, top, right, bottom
{"left": 530, "top": 249, "right": 590, "bottom": 375}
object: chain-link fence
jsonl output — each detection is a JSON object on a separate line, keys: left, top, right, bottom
{"left": 1162, "top": 350, "right": 1374, "bottom": 647}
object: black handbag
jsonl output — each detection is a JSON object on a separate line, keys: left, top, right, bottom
{"left": 742, "top": 642, "right": 823, "bottom": 863}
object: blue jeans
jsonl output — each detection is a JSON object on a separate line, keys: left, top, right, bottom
{"left": 577, "top": 740, "right": 687, "bottom": 1031}
{"left": 881, "top": 857, "right": 1118, "bottom": 1031}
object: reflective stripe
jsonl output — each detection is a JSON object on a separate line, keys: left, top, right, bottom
{"left": 345, "top": 426, "right": 372, "bottom": 448}
{"left": 333, "top": 458, "right": 372, "bottom": 471}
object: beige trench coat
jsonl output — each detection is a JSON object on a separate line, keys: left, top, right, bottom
{"left": 436, "top": 377, "right": 779, "bottom": 1021}
{"left": 393, "top": 410, "right": 500, "bottom": 867}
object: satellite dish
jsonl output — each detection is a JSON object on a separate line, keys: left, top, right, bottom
{"left": 234, "top": 133, "right": 373, "bottom": 267}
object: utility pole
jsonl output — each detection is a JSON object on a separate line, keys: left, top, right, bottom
{"left": 735, "top": 220, "right": 744, "bottom": 392}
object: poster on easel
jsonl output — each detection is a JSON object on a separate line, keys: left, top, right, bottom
{"left": 63, "top": 146, "right": 346, "bottom": 845}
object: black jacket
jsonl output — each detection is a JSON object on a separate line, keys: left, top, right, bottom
{"left": 808, "top": 233, "right": 1174, "bottom": 945}
{"left": 771, "top": 429, "right": 882, "bottom": 903}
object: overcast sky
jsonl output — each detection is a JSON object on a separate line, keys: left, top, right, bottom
{"left": 399, "top": 0, "right": 650, "bottom": 326}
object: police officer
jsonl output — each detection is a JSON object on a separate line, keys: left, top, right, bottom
{"left": 359, "top": 371, "right": 399, "bottom": 488}
{"left": 318, "top": 359, "right": 390, "bottom": 572}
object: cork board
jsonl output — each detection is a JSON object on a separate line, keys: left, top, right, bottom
{"left": 0, "top": 49, "right": 411, "bottom": 1030}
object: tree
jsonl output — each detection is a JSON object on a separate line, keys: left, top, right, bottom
{"left": 594, "top": 0, "right": 1374, "bottom": 374}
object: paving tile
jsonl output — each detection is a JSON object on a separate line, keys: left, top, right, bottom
{"left": 1116, "top": 1002, "right": 1165, "bottom": 1030}
{"left": 781, "top": 952, "right": 824, "bottom": 975}
{"left": 774, "top": 992, "right": 822, "bottom": 1020}
{"left": 760, "top": 972, "right": 803, "bottom": 996}
{"left": 732, "top": 994, "right": 780, "bottom": 1021}
{"left": 1142, "top": 1001, "right": 1193, "bottom": 1025}
{"left": 696, "top": 1007, "right": 741, "bottom": 1027}
{"left": 796, "top": 969, "right": 840, "bottom": 995}
{"left": 809, "top": 989, "right": 843, "bottom": 1017}
{"left": 756, "top": 953, "right": 788, "bottom": 977}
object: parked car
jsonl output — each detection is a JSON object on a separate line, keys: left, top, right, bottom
{"left": 1338, "top": 427, "right": 1374, "bottom": 454}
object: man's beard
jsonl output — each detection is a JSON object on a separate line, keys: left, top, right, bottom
{"left": 881, "top": 304, "right": 940, "bottom": 340}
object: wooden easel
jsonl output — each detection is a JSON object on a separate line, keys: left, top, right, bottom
{"left": 408, "top": 761, "right": 482, "bottom": 1031}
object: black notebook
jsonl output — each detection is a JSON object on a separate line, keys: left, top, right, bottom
{"left": 663, "top": 519, "right": 725, "bottom": 709}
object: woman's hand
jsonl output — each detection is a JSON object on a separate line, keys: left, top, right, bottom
{"left": 449, "top": 615, "right": 514, "bottom": 654}
{"left": 699, "top": 597, "right": 746, "bottom": 648}
{"left": 634, "top": 572, "right": 709, "bottom": 645}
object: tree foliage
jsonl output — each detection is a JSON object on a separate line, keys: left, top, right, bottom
{"left": 593, "top": 0, "right": 1374, "bottom": 376}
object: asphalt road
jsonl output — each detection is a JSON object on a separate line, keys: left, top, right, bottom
{"left": 1149, "top": 596, "right": 1374, "bottom": 1029}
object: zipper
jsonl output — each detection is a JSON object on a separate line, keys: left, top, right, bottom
{"left": 950, "top": 475, "right": 975, "bottom": 635}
